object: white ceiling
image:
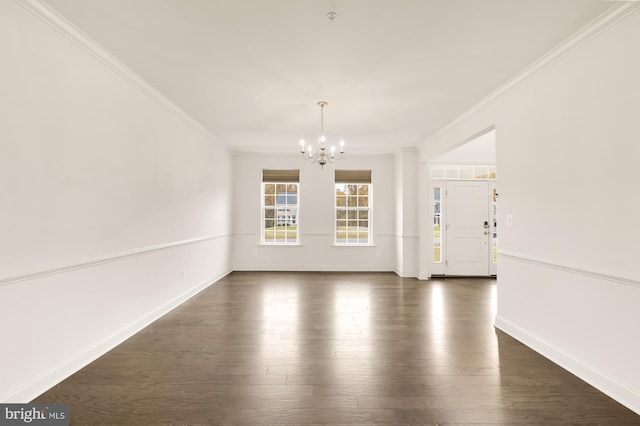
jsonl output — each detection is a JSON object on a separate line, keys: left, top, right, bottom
{"left": 43, "top": 0, "right": 613, "bottom": 154}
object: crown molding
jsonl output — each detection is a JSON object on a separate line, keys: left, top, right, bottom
{"left": 419, "top": 2, "right": 640, "bottom": 149}
{"left": 15, "top": 0, "right": 229, "bottom": 152}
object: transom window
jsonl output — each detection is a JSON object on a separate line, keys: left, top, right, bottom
{"left": 431, "top": 164, "right": 496, "bottom": 180}
{"left": 262, "top": 170, "right": 299, "bottom": 244}
{"left": 335, "top": 170, "right": 372, "bottom": 245}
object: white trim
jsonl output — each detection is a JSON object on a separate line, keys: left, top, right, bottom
{"left": 14, "top": 0, "right": 227, "bottom": 151}
{"left": 0, "top": 234, "right": 231, "bottom": 287}
{"left": 330, "top": 244, "right": 376, "bottom": 248}
{"left": 232, "top": 265, "right": 394, "bottom": 272}
{"left": 236, "top": 233, "right": 396, "bottom": 239}
{"left": 395, "top": 234, "right": 419, "bottom": 239}
{"left": 494, "top": 316, "right": 640, "bottom": 416}
{"left": 2, "top": 269, "right": 231, "bottom": 403}
{"left": 419, "top": 2, "right": 640, "bottom": 149}
{"left": 394, "top": 268, "right": 419, "bottom": 278}
{"left": 499, "top": 250, "right": 640, "bottom": 288}
{"left": 233, "top": 147, "right": 396, "bottom": 157}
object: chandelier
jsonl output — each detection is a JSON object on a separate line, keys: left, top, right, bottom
{"left": 299, "top": 101, "right": 345, "bottom": 169}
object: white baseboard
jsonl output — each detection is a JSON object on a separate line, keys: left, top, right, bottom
{"left": 4, "top": 269, "right": 231, "bottom": 403}
{"left": 394, "top": 268, "right": 418, "bottom": 278}
{"left": 495, "top": 316, "right": 640, "bottom": 416}
{"left": 232, "top": 265, "right": 395, "bottom": 272}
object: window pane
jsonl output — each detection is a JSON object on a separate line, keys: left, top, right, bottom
{"left": 276, "top": 208, "right": 290, "bottom": 225}
{"left": 474, "top": 166, "right": 489, "bottom": 179}
{"left": 287, "top": 184, "right": 298, "bottom": 194}
{"left": 431, "top": 165, "right": 445, "bottom": 179}
{"left": 460, "top": 166, "right": 474, "bottom": 179}
{"left": 433, "top": 186, "right": 441, "bottom": 263}
{"left": 336, "top": 195, "right": 346, "bottom": 206}
{"left": 285, "top": 194, "right": 297, "bottom": 205}
{"left": 264, "top": 184, "right": 275, "bottom": 194}
{"left": 358, "top": 196, "right": 368, "bottom": 207}
{"left": 445, "top": 166, "right": 458, "bottom": 179}
{"left": 492, "top": 188, "right": 498, "bottom": 263}
{"left": 276, "top": 183, "right": 286, "bottom": 193}
{"left": 347, "top": 196, "right": 357, "bottom": 207}
{"left": 264, "top": 219, "right": 274, "bottom": 241}
{"left": 336, "top": 220, "right": 346, "bottom": 243}
{"left": 336, "top": 209, "right": 347, "bottom": 220}
{"left": 348, "top": 210, "right": 357, "bottom": 219}
{"left": 265, "top": 195, "right": 275, "bottom": 206}
{"left": 358, "top": 185, "right": 368, "bottom": 195}
{"left": 265, "top": 209, "right": 275, "bottom": 219}
{"left": 358, "top": 210, "right": 368, "bottom": 220}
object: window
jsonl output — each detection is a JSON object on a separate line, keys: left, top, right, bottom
{"left": 262, "top": 170, "right": 299, "bottom": 244}
{"left": 433, "top": 186, "right": 442, "bottom": 263}
{"left": 335, "top": 170, "right": 372, "bottom": 245}
{"left": 430, "top": 164, "right": 496, "bottom": 180}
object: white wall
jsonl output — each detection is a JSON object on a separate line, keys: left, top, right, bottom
{"left": 232, "top": 153, "right": 396, "bottom": 271}
{"left": 0, "top": 1, "right": 233, "bottom": 402}
{"left": 432, "top": 129, "right": 495, "bottom": 164}
{"left": 394, "top": 149, "right": 419, "bottom": 277}
{"left": 418, "top": 5, "right": 640, "bottom": 414}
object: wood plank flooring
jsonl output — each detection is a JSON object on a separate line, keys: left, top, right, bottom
{"left": 33, "top": 272, "right": 640, "bottom": 425}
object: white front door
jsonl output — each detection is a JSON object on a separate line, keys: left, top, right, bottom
{"left": 445, "top": 180, "right": 490, "bottom": 276}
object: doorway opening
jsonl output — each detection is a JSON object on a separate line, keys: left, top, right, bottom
{"left": 429, "top": 129, "right": 496, "bottom": 277}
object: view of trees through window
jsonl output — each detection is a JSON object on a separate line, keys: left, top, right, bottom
{"left": 335, "top": 183, "right": 370, "bottom": 244}
{"left": 263, "top": 183, "right": 298, "bottom": 244}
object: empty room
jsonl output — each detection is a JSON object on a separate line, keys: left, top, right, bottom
{"left": 2, "top": 0, "right": 639, "bottom": 424}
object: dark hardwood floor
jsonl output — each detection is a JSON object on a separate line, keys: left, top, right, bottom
{"left": 34, "top": 272, "right": 639, "bottom": 425}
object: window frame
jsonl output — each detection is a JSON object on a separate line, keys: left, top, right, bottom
{"left": 261, "top": 181, "right": 300, "bottom": 245}
{"left": 334, "top": 182, "right": 373, "bottom": 246}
